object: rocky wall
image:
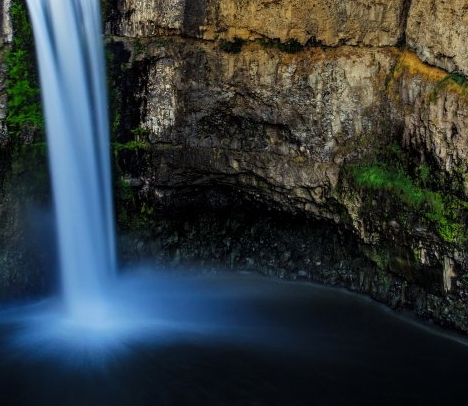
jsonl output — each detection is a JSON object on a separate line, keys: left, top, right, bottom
{"left": 105, "top": 1, "right": 468, "bottom": 332}
{"left": 406, "top": 0, "right": 468, "bottom": 77}
{"left": 1, "top": 0, "right": 12, "bottom": 44}
{"left": 110, "top": 0, "right": 468, "bottom": 76}
{"left": 115, "top": 40, "right": 397, "bottom": 215}
{"left": 111, "top": 0, "right": 408, "bottom": 46}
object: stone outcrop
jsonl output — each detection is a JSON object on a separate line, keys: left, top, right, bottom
{"left": 389, "top": 52, "right": 468, "bottom": 185}
{"left": 202, "top": 0, "right": 407, "bottom": 46}
{"left": 406, "top": 0, "right": 468, "bottom": 76}
{"left": 110, "top": 0, "right": 185, "bottom": 37}
{"left": 111, "top": 0, "right": 408, "bottom": 46}
{"left": 103, "top": 0, "right": 468, "bottom": 332}
{"left": 111, "top": 0, "right": 468, "bottom": 78}
{"left": 1, "top": 0, "right": 12, "bottom": 45}
{"left": 118, "top": 40, "right": 396, "bottom": 215}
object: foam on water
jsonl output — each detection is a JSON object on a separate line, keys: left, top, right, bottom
{"left": 0, "top": 271, "right": 277, "bottom": 366}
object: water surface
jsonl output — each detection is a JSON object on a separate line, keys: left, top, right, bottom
{"left": 1, "top": 271, "right": 467, "bottom": 406}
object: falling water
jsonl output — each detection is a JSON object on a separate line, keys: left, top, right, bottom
{"left": 25, "top": 0, "right": 116, "bottom": 320}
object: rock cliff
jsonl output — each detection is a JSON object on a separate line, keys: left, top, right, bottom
{"left": 406, "top": 0, "right": 468, "bottom": 76}
{"left": 104, "top": 0, "right": 468, "bottom": 331}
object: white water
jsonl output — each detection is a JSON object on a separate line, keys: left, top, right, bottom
{"left": 26, "top": 0, "right": 116, "bottom": 321}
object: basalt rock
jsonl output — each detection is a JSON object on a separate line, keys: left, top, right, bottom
{"left": 406, "top": 0, "right": 468, "bottom": 77}
{"left": 117, "top": 41, "right": 395, "bottom": 212}
{"left": 105, "top": 1, "right": 468, "bottom": 333}
{"left": 110, "top": 0, "right": 408, "bottom": 46}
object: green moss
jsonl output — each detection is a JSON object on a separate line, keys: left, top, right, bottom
{"left": 412, "top": 247, "right": 420, "bottom": 262}
{"left": 133, "top": 38, "right": 145, "bottom": 56}
{"left": 352, "top": 158, "right": 468, "bottom": 244}
{"left": 353, "top": 165, "right": 425, "bottom": 208}
{"left": 219, "top": 37, "right": 245, "bottom": 54}
{"left": 6, "top": 0, "right": 44, "bottom": 139}
{"left": 416, "top": 162, "right": 430, "bottom": 187}
{"left": 364, "top": 246, "right": 390, "bottom": 271}
{"left": 130, "top": 126, "right": 151, "bottom": 138}
{"left": 446, "top": 72, "right": 467, "bottom": 87}
{"left": 111, "top": 140, "right": 148, "bottom": 154}
{"left": 2, "top": 0, "right": 49, "bottom": 203}
{"left": 428, "top": 71, "right": 468, "bottom": 102}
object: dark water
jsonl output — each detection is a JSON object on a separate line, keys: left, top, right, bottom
{"left": 1, "top": 272, "right": 467, "bottom": 406}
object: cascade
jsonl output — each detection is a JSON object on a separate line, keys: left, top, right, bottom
{"left": 25, "top": 0, "right": 116, "bottom": 321}
{"left": 2, "top": 4, "right": 468, "bottom": 403}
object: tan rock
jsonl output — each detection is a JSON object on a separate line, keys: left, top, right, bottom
{"left": 210, "top": 0, "right": 406, "bottom": 46}
{"left": 2, "top": 0, "right": 12, "bottom": 44}
{"left": 111, "top": 0, "right": 406, "bottom": 47}
{"left": 407, "top": 0, "right": 468, "bottom": 76}
{"left": 112, "top": 0, "right": 185, "bottom": 37}
{"left": 388, "top": 51, "right": 468, "bottom": 193}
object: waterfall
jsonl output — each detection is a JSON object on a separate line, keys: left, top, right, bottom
{"left": 25, "top": 0, "right": 116, "bottom": 321}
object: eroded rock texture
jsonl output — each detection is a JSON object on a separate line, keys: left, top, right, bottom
{"left": 407, "top": 0, "right": 468, "bottom": 76}
{"left": 117, "top": 42, "right": 395, "bottom": 215}
{"left": 103, "top": 0, "right": 468, "bottom": 332}
{"left": 205, "top": 0, "right": 407, "bottom": 45}
{"left": 1, "top": 0, "right": 12, "bottom": 44}
{"left": 111, "top": 0, "right": 408, "bottom": 46}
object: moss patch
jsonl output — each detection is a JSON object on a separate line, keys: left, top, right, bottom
{"left": 350, "top": 144, "right": 468, "bottom": 244}
{"left": 6, "top": 0, "right": 43, "bottom": 140}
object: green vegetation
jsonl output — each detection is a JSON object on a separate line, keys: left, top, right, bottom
{"left": 6, "top": 0, "right": 43, "bottom": 139}
{"left": 219, "top": 37, "right": 245, "bottom": 54}
{"left": 2, "top": 1, "right": 50, "bottom": 202}
{"left": 351, "top": 145, "right": 468, "bottom": 244}
{"left": 277, "top": 38, "right": 304, "bottom": 53}
{"left": 435, "top": 72, "right": 468, "bottom": 93}
{"left": 111, "top": 140, "right": 148, "bottom": 155}
{"left": 130, "top": 126, "right": 151, "bottom": 138}
{"left": 446, "top": 72, "right": 467, "bottom": 87}
{"left": 132, "top": 38, "right": 146, "bottom": 56}
{"left": 354, "top": 165, "right": 424, "bottom": 207}
{"left": 220, "top": 36, "right": 305, "bottom": 55}
{"left": 258, "top": 37, "right": 304, "bottom": 53}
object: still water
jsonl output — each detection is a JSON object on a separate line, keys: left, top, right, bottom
{"left": 0, "top": 271, "right": 467, "bottom": 406}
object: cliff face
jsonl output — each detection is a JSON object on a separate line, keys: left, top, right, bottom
{"left": 406, "top": 0, "right": 468, "bottom": 76}
{"left": 118, "top": 42, "right": 395, "bottom": 214}
{"left": 105, "top": 0, "right": 468, "bottom": 330}
{"left": 1, "top": 0, "right": 12, "bottom": 44}
{"left": 112, "top": 0, "right": 408, "bottom": 46}
{"left": 108, "top": 0, "right": 468, "bottom": 199}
